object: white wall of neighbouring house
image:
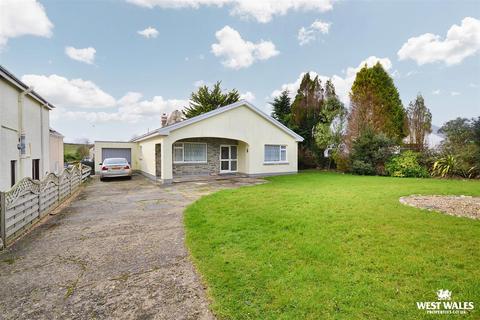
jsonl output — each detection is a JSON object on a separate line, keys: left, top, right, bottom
{"left": 93, "top": 141, "right": 140, "bottom": 173}
{"left": 49, "top": 133, "right": 64, "bottom": 174}
{"left": 0, "top": 79, "right": 50, "bottom": 191}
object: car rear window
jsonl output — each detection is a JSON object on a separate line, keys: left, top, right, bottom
{"left": 104, "top": 158, "right": 128, "bottom": 165}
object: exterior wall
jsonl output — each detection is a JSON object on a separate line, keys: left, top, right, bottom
{"left": 172, "top": 137, "right": 238, "bottom": 177}
{"left": 93, "top": 141, "right": 140, "bottom": 173}
{"left": 0, "top": 79, "right": 50, "bottom": 191}
{"left": 49, "top": 133, "right": 64, "bottom": 174}
{"left": 158, "top": 105, "right": 299, "bottom": 181}
{"left": 137, "top": 136, "right": 163, "bottom": 179}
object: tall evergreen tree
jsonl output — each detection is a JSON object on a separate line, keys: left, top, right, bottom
{"left": 406, "top": 94, "right": 432, "bottom": 150}
{"left": 290, "top": 73, "right": 325, "bottom": 146}
{"left": 183, "top": 81, "right": 240, "bottom": 119}
{"left": 270, "top": 90, "right": 292, "bottom": 126}
{"left": 347, "top": 62, "right": 407, "bottom": 146}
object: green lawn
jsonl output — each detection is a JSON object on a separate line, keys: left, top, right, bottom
{"left": 185, "top": 172, "right": 480, "bottom": 320}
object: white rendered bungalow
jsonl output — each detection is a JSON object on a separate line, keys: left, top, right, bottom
{"left": 94, "top": 101, "right": 304, "bottom": 183}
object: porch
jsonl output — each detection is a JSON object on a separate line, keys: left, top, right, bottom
{"left": 155, "top": 137, "right": 249, "bottom": 182}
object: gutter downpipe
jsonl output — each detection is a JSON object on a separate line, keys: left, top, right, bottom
{"left": 18, "top": 87, "right": 34, "bottom": 179}
{"left": 40, "top": 103, "right": 48, "bottom": 179}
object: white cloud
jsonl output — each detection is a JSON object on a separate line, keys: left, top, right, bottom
{"left": 432, "top": 89, "right": 441, "bottom": 95}
{"left": 65, "top": 46, "right": 96, "bottom": 64}
{"left": 0, "top": 0, "right": 53, "bottom": 48}
{"left": 21, "top": 74, "right": 116, "bottom": 108}
{"left": 271, "top": 56, "right": 392, "bottom": 104}
{"left": 469, "top": 83, "right": 478, "bottom": 88}
{"left": 405, "top": 70, "right": 419, "bottom": 77}
{"left": 298, "top": 19, "right": 331, "bottom": 45}
{"left": 137, "top": 27, "right": 159, "bottom": 38}
{"left": 194, "top": 80, "right": 206, "bottom": 87}
{"left": 57, "top": 94, "right": 187, "bottom": 123}
{"left": 450, "top": 91, "right": 461, "bottom": 96}
{"left": 398, "top": 17, "right": 480, "bottom": 66}
{"left": 127, "top": 0, "right": 335, "bottom": 23}
{"left": 23, "top": 74, "right": 187, "bottom": 123}
{"left": 240, "top": 91, "right": 255, "bottom": 102}
{"left": 211, "top": 25, "right": 279, "bottom": 69}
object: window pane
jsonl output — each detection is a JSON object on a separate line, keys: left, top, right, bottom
{"left": 231, "top": 160, "right": 237, "bottom": 171}
{"left": 174, "top": 147, "right": 183, "bottom": 162}
{"left": 264, "top": 145, "right": 280, "bottom": 162}
{"left": 221, "top": 146, "right": 229, "bottom": 160}
{"left": 280, "top": 149, "right": 287, "bottom": 161}
{"left": 184, "top": 143, "right": 206, "bottom": 162}
{"left": 230, "top": 146, "right": 237, "bottom": 159}
{"left": 221, "top": 160, "right": 229, "bottom": 170}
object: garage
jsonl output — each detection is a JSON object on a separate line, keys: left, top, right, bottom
{"left": 94, "top": 141, "right": 139, "bottom": 174}
{"left": 101, "top": 148, "right": 132, "bottom": 164}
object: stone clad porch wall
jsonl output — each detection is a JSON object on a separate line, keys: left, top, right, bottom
{"left": 172, "top": 138, "right": 238, "bottom": 177}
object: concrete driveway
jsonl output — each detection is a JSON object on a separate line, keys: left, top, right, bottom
{"left": 0, "top": 175, "right": 263, "bottom": 320}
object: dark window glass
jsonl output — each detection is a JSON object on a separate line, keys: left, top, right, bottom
{"left": 221, "top": 161, "right": 229, "bottom": 170}
{"left": 32, "top": 159, "right": 40, "bottom": 180}
{"left": 221, "top": 147, "right": 229, "bottom": 160}
{"left": 10, "top": 160, "right": 16, "bottom": 187}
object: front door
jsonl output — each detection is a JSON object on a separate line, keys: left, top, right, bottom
{"left": 220, "top": 145, "right": 237, "bottom": 173}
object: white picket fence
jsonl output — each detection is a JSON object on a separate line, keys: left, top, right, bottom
{"left": 0, "top": 164, "right": 91, "bottom": 248}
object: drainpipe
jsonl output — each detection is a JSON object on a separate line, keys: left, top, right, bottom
{"left": 17, "top": 87, "right": 34, "bottom": 179}
{"left": 40, "top": 103, "right": 48, "bottom": 178}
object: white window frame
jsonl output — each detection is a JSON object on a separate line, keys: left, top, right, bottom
{"left": 264, "top": 144, "right": 288, "bottom": 164}
{"left": 173, "top": 142, "right": 208, "bottom": 164}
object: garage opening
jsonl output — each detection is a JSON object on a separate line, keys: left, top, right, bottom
{"left": 102, "top": 148, "right": 132, "bottom": 164}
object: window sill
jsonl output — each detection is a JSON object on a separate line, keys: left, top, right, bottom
{"left": 173, "top": 161, "right": 208, "bottom": 165}
{"left": 263, "top": 162, "right": 289, "bottom": 165}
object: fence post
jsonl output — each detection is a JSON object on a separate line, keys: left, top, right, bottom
{"left": 38, "top": 185, "right": 43, "bottom": 218}
{"left": 0, "top": 192, "right": 6, "bottom": 249}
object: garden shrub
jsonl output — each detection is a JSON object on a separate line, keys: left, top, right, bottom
{"left": 349, "top": 128, "right": 395, "bottom": 175}
{"left": 386, "top": 151, "right": 429, "bottom": 178}
{"left": 351, "top": 160, "right": 375, "bottom": 175}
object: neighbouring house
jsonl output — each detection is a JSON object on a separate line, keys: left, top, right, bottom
{"left": 94, "top": 101, "right": 304, "bottom": 183}
{"left": 49, "top": 128, "right": 64, "bottom": 174}
{"left": 0, "top": 65, "right": 54, "bottom": 191}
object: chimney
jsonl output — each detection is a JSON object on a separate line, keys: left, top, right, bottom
{"left": 161, "top": 113, "right": 168, "bottom": 127}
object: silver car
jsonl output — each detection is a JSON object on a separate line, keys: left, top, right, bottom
{"left": 99, "top": 158, "right": 132, "bottom": 180}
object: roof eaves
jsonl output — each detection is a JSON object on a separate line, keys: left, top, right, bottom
{"left": 0, "top": 65, "right": 55, "bottom": 109}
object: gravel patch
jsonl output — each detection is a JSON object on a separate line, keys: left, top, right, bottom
{"left": 400, "top": 195, "right": 480, "bottom": 219}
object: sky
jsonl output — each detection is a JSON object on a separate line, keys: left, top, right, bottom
{"left": 1, "top": 0, "right": 479, "bottom": 143}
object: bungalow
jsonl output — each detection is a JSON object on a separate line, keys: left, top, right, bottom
{"left": 0, "top": 65, "right": 54, "bottom": 191}
{"left": 94, "top": 101, "right": 303, "bottom": 183}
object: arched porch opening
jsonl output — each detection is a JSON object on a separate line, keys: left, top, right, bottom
{"left": 156, "top": 136, "right": 249, "bottom": 182}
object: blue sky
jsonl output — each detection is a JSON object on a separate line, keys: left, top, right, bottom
{"left": 1, "top": 0, "right": 479, "bottom": 142}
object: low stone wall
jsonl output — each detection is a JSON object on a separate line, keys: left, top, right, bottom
{"left": 172, "top": 138, "right": 237, "bottom": 177}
